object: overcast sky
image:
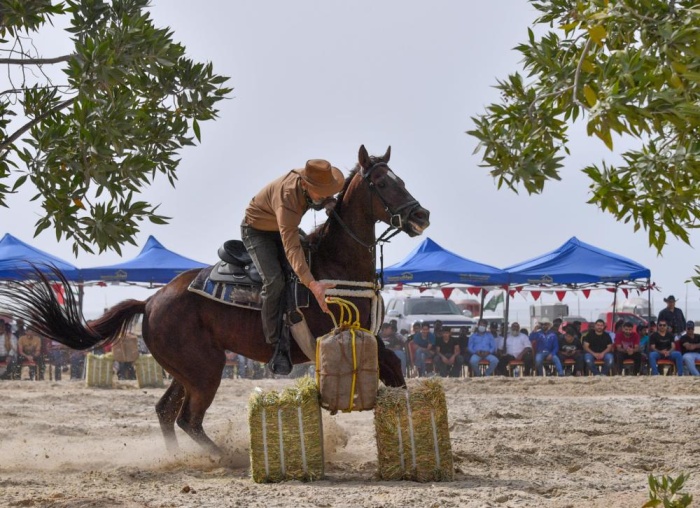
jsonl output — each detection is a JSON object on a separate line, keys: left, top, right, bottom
{"left": 2, "top": 1, "right": 699, "bottom": 321}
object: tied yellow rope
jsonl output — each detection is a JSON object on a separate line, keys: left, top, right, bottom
{"left": 316, "top": 297, "right": 372, "bottom": 412}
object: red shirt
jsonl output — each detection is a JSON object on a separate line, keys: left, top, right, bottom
{"left": 614, "top": 331, "right": 640, "bottom": 350}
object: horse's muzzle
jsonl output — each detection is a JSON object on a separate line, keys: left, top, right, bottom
{"left": 405, "top": 206, "right": 430, "bottom": 237}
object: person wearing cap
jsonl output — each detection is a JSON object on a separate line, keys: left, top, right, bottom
{"left": 242, "top": 159, "right": 344, "bottom": 353}
{"left": 648, "top": 318, "right": 683, "bottom": 375}
{"left": 582, "top": 319, "right": 614, "bottom": 376}
{"left": 680, "top": 321, "right": 700, "bottom": 376}
{"left": 467, "top": 319, "right": 498, "bottom": 377}
{"left": 529, "top": 317, "right": 564, "bottom": 376}
{"left": 657, "top": 295, "right": 686, "bottom": 337}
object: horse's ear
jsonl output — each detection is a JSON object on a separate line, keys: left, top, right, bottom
{"left": 383, "top": 146, "right": 391, "bottom": 163}
{"left": 358, "top": 145, "right": 371, "bottom": 169}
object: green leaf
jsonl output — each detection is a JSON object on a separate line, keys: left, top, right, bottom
{"left": 583, "top": 84, "right": 597, "bottom": 107}
{"left": 588, "top": 25, "right": 607, "bottom": 45}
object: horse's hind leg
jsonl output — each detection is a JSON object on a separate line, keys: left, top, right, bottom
{"left": 177, "top": 382, "right": 223, "bottom": 454}
{"left": 156, "top": 379, "right": 186, "bottom": 453}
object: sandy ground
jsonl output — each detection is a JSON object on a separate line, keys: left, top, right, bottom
{"left": 0, "top": 375, "right": 698, "bottom": 508}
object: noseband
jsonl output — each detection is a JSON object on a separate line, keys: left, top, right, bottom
{"left": 361, "top": 162, "right": 421, "bottom": 230}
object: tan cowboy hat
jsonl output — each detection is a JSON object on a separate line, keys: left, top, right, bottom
{"left": 299, "top": 159, "right": 344, "bottom": 196}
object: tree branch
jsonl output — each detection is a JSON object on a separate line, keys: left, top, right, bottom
{"left": 0, "top": 96, "right": 75, "bottom": 157}
{"left": 0, "top": 54, "right": 74, "bottom": 65}
{"left": 573, "top": 37, "right": 592, "bottom": 109}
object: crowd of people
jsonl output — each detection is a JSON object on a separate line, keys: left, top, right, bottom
{"left": 381, "top": 294, "right": 700, "bottom": 378}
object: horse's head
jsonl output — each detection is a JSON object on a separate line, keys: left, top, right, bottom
{"left": 357, "top": 145, "right": 430, "bottom": 237}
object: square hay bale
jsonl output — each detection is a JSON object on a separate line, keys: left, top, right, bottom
{"left": 248, "top": 377, "right": 324, "bottom": 483}
{"left": 316, "top": 327, "right": 378, "bottom": 413}
{"left": 111, "top": 334, "right": 139, "bottom": 363}
{"left": 374, "top": 379, "right": 454, "bottom": 482}
{"left": 85, "top": 353, "right": 114, "bottom": 388}
{"left": 134, "top": 354, "right": 164, "bottom": 388}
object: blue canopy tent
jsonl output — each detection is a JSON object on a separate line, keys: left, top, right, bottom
{"left": 0, "top": 233, "right": 81, "bottom": 281}
{"left": 382, "top": 237, "right": 509, "bottom": 286}
{"left": 80, "top": 235, "right": 208, "bottom": 285}
{"left": 504, "top": 236, "right": 650, "bottom": 285}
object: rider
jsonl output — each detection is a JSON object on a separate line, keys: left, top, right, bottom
{"left": 241, "top": 159, "right": 344, "bottom": 350}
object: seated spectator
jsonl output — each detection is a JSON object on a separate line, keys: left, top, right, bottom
{"left": 433, "top": 328, "right": 464, "bottom": 377}
{"left": 411, "top": 322, "right": 435, "bottom": 377}
{"left": 637, "top": 324, "right": 650, "bottom": 355}
{"left": 491, "top": 323, "right": 504, "bottom": 354}
{"left": 468, "top": 319, "right": 498, "bottom": 377}
{"left": 496, "top": 322, "right": 533, "bottom": 376}
{"left": 17, "top": 326, "right": 43, "bottom": 380}
{"left": 530, "top": 318, "right": 564, "bottom": 376}
{"left": 457, "top": 326, "right": 470, "bottom": 359}
{"left": 380, "top": 322, "right": 407, "bottom": 376}
{"left": 0, "top": 320, "right": 18, "bottom": 379}
{"left": 614, "top": 321, "right": 642, "bottom": 375}
{"left": 680, "top": 321, "right": 700, "bottom": 376}
{"left": 558, "top": 327, "right": 584, "bottom": 376}
{"left": 648, "top": 319, "right": 683, "bottom": 376}
{"left": 582, "top": 319, "right": 614, "bottom": 376}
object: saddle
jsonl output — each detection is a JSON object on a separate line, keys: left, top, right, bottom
{"left": 208, "top": 240, "right": 262, "bottom": 285}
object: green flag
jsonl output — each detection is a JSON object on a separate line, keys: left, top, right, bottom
{"left": 483, "top": 292, "right": 504, "bottom": 312}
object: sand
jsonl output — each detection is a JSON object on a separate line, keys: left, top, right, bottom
{"left": 0, "top": 376, "right": 698, "bottom": 507}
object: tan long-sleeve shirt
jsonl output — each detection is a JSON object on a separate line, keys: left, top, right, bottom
{"left": 244, "top": 171, "right": 313, "bottom": 287}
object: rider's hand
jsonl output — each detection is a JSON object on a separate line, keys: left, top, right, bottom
{"left": 309, "top": 280, "right": 336, "bottom": 313}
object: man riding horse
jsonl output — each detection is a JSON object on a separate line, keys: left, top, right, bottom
{"left": 241, "top": 159, "right": 344, "bottom": 371}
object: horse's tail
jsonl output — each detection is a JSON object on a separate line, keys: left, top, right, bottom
{"left": 0, "top": 264, "right": 145, "bottom": 350}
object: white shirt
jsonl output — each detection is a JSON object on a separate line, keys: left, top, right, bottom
{"left": 504, "top": 332, "right": 532, "bottom": 357}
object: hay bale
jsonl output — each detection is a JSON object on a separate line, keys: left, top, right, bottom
{"left": 248, "top": 377, "right": 324, "bottom": 483}
{"left": 134, "top": 354, "right": 164, "bottom": 388}
{"left": 374, "top": 379, "right": 453, "bottom": 482}
{"left": 85, "top": 353, "right": 114, "bottom": 388}
{"left": 111, "top": 334, "right": 139, "bottom": 362}
{"left": 316, "top": 327, "right": 378, "bottom": 413}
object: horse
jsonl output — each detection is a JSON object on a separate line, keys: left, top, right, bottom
{"left": 0, "top": 145, "right": 430, "bottom": 455}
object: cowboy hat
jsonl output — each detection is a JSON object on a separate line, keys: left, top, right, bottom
{"left": 663, "top": 295, "right": 677, "bottom": 303}
{"left": 299, "top": 159, "right": 344, "bottom": 196}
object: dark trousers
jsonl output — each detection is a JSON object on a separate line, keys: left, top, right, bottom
{"left": 497, "top": 350, "right": 533, "bottom": 376}
{"left": 616, "top": 351, "right": 642, "bottom": 375}
{"left": 241, "top": 224, "right": 286, "bottom": 345}
{"left": 558, "top": 352, "right": 585, "bottom": 375}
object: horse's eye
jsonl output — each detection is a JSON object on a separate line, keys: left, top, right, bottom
{"left": 377, "top": 180, "right": 387, "bottom": 189}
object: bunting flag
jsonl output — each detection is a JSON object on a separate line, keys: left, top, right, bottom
{"left": 606, "top": 288, "right": 616, "bottom": 293}
{"left": 515, "top": 286, "right": 523, "bottom": 292}
{"left": 555, "top": 291, "right": 566, "bottom": 302}
{"left": 483, "top": 292, "right": 504, "bottom": 311}
{"left": 51, "top": 283, "right": 65, "bottom": 305}
{"left": 531, "top": 290, "right": 541, "bottom": 301}
{"left": 467, "top": 287, "right": 481, "bottom": 296}
{"left": 441, "top": 287, "right": 454, "bottom": 299}
{"left": 622, "top": 288, "right": 629, "bottom": 298}
{"left": 509, "top": 289, "right": 516, "bottom": 298}
{"left": 582, "top": 289, "right": 591, "bottom": 299}
{"left": 96, "top": 281, "right": 108, "bottom": 287}
{"left": 393, "top": 283, "right": 403, "bottom": 291}
{"left": 418, "top": 287, "right": 427, "bottom": 293}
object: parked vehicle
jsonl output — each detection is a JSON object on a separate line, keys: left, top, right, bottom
{"left": 384, "top": 295, "right": 476, "bottom": 338}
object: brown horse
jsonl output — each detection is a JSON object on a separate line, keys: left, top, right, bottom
{"left": 0, "top": 145, "right": 430, "bottom": 455}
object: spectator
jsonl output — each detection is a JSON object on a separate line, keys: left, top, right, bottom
{"left": 530, "top": 317, "right": 564, "bottom": 376}
{"left": 411, "top": 322, "right": 435, "bottom": 377}
{"left": 648, "top": 321, "right": 657, "bottom": 335}
{"left": 637, "top": 324, "right": 650, "bottom": 355}
{"left": 496, "top": 322, "right": 533, "bottom": 376}
{"left": 558, "top": 326, "right": 584, "bottom": 376}
{"left": 491, "top": 323, "right": 504, "bottom": 355}
{"left": 433, "top": 328, "right": 464, "bottom": 377}
{"left": 467, "top": 319, "right": 498, "bottom": 377}
{"left": 552, "top": 317, "right": 564, "bottom": 341}
{"left": 648, "top": 319, "right": 683, "bottom": 376}
{"left": 570, "top": 321, "right": 583, "bottom": 340}
{"left": 582, "top": 319, "right": 614, "bottom": 376}
{"left": 380, "top": 322, "right": 407, "bottom": 376}
{"left": 614, "top": 321, "right": 642, "bottom": 375}
{"left": 680, "top": 321, "right": 700, "bottom": 376}
{"left": 0, "top": 320, "right": 18, "bottom": 379}
{"left": 457, "top": 327, "right": 470, "bottom": 359}
{"left": 17, "top": 326, "right": 43, "bottom": 380}
{"left": 657, "top": 295, "right": 686, "bottom": 337}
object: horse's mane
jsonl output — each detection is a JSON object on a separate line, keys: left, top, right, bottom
{"left": 307, "top": 154, "right": 386, "bottom": 245}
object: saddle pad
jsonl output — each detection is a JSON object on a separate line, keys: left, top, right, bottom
{"left": 188, "top": 266, "right": 263, "bottom": 310}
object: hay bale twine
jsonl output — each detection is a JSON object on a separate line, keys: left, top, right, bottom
{"left": 248, "top": 377, "right": 324, "bottom": 483}
{"left": 134, "top": 354, "right": 164, "bottom": 388}
{"left": 374, "top": 379, "right": 454, "bottom": 482}
{"left": 316, "top": 326, "right": 378, "bottom": 413}
{"left": 85, "top": 353, "right": 114, "bottom": 388}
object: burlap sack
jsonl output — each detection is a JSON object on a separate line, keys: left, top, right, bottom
{"left": 316, "top": 327, "right": 378, "bottom": 413}
{"left": 111, "top": 334, "right": 139, "bottom": 362}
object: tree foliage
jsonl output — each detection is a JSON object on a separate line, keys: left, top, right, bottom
{"left": 0, "top": 0, "right": 231, "bottom": 254}
{"left": 468, "top": 0, "right": 700, "bottom": 253}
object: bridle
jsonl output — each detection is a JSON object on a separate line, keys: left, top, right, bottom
{"left": 329, "top": 161, "right": 423, "bottom": 286}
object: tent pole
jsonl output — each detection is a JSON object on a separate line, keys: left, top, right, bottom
{"left": 612, "top": 283, "right": 618, "bottom": 332}
{"left": 647, "top": 277, "right": 652, "bottom": 323}
{"left": 479, "top": 289, "right": 486, "bottom": 321}
{"left": 504, "top": 287, "right": 511, "bottom": 333}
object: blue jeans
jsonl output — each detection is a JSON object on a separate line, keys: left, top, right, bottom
{"left": 648, "top": 350, "right": 683, "bottom": 376}
{"left": 535, "top": 352, "right": 563, "bottom": 376}
{"left": 683, "top": 352, "right": 700, "bottom": 376}
{"left": 469, "top": 354, "right": 498, "bottom": 377}
{"left": 584, "top": 352, "right": 614, "bottom": 375}
{"left": 414, "top": 348, "right": 433, "bottom": 376}
{"left": 391, "top": 349, "right": 407, "bottom": 376}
